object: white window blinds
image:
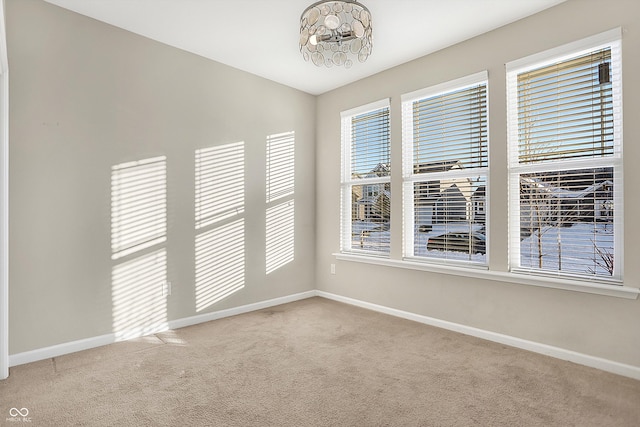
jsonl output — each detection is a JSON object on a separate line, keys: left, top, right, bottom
{"left": 350, "top": 108, "right": 391, "bottom": 179}
{"left": 516, "top": 48, "right": 614, "bottom": 163}
{"left": 402, "top": 72, "right": 488, "bottom": 265}
{"left": 411, "top": 84, "right": 488, "bottom": 171}
{"left": 341, "top": 99, "right": 391, "bottom": 255}
{"left": 507, "top": 30, "right": 622, "bottom": 282}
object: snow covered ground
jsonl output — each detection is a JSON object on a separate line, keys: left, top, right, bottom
{"left": 519, "top": 222, "right": 614, "bottom": 276}
{"left": 414, "top": 223, "right": 485, "bottom": 263}
{"left": 351, "top": 220, "right": 486, "bottom": 263}
{"left": 351, "top": 221, "right": 390, "bottom": 253}
{"left": 352, "top": 220, "right": 614, "bottom": 277}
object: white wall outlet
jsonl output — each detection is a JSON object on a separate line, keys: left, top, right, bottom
{"left": 163, "top": 281, "right": 172, "bottom": 296}
{"left": 330, "top": 263, "right": 336, "bottom": 275}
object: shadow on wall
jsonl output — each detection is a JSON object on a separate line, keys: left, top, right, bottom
{"left": 195, "top": 141, "right": 246, "bottom": 312}
{"left": 108, "top": 131, "right": 297, "bottom": 336}
{"left": 110, "top": 156, "right": 168, "bottom": 340}
{"left": 266, "top": 131, "right": 295, "bottom": 274}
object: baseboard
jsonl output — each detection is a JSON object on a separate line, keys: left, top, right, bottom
{"left": 9, "top": 331, "right": 119, "bottom": 368}
{"left": 167, "top": 290, "right": 317, "bottom": 330}
{"left": 316, "top": 290, "right": 640, "bottom": 381}
{"left": 8, "top": 290, "right": 316, "bottom": 368}
{"left": 10, "top": 289, "right": 640, "bottom": 381}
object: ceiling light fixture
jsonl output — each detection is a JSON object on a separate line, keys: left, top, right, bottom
{"left": 299, "top": 0, "right": 373, "bottom": 69}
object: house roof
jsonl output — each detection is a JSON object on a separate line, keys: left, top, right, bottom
{"left": 414, "top": 160, "right": 463, "bottom": 174}
{"left": 521, "top": 178, "right": 613, "bottom": 199}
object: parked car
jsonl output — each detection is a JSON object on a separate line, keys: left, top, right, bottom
{"left": 427, "top": 232, "right": 486, "bottom": 255}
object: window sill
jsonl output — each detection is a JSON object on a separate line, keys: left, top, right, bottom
{"left": 333, "top": 252, "right": 639, "bottom": 300}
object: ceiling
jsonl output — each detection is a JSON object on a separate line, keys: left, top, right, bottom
{"left": 43, "top": 0, "right": 565, "bottom": 95}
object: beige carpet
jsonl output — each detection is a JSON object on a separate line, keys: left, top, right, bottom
{"left": 1, "top": 297, "right": 639, "bottom": 426}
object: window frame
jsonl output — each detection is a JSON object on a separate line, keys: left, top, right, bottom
{"left": 334, "top": 28, "right": 638, "bottom": 299}
{"left": 401, "top": 71, "right": 489, "bottom": 268}
{"left": 340, "top": 98, "right": 391, "bottom": 256}
{"left": 506, "top": 28, "right": 623, "bottom": 283}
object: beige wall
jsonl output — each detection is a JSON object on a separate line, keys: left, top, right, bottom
{"left": 316, "top": 0, "right": 640, "bottom": 367}
{"left": 7, "top": 0, "right": 640, "bottom": 369}
{"left": 7, "top": 0, "right": 316, "bottom": 354}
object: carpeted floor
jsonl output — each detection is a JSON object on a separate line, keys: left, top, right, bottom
{"left": 1, "top": 297, "right": 639, "bottom": 426}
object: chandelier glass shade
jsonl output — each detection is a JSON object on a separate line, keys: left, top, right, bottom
{"left": 299, "top": 0, "right": 373, "bottom": 68}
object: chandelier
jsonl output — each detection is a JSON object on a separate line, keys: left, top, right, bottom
{"left": 299, "top": 0, "right": 373, "bottom": 68}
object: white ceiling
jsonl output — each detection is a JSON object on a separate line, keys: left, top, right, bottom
{"left": 43, "top": 0, "right": 565, "bottom": 95}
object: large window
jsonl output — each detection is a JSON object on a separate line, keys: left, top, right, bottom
{"left": 402, "top": 72, "right": 488, "bottom": 265}
{"left": 340, "top": 99, "right": 391, "bottom": 255}
{"left": 507, "top": 30, "right": 622, "bottom": 282}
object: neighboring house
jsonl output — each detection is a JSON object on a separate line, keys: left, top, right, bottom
{"left": 352, "top": 163, "right": 391, "bottom": 222}
{"left": 414, "top": 160, "right": 479, "bottom": 225}
{"left": 354, "top": 160, "right": 487, "bottom": 225}
{"left": 520, "top": 176, "right": 613, "bottom": 234}
{"left": 351, "top": 186, "right": 363, "bottom": 221}
{"left": 414, "top": 160, "right": 465, "bottom": 205}
{"left": 472, "top": 186, "right": 486, "bottom": 222}
{"left": 433, "top": 184, "right": 470, "bottom": 224}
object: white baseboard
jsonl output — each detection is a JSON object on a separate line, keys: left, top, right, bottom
{"left": 167, "top": 290, "right": 316, "bottom": 330}
{"left": 9, "top": 332, "right": 116, "bottom": 368}
{"left": 316, "top": 290, "right": 640, "bottom": 381}
{"left": 8, "top": 290, "right": 316, "bottom": 368}
{"left": 9, "top": 289, "right": 640, "bottom": 381}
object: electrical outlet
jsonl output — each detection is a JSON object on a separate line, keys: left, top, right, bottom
{"left": 330, "top": 264, "right": 336, "bottom": 275}
{"left": 163, "top": 281, "right": 172, "bottom": 296}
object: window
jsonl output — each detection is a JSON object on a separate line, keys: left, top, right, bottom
{"left": 402, "top": 72, "right": 488, "bottom": 265}
{"left": 341, "top": 99, "right": 390, "bottom": 255}
{"left": 507, "top": 29, "right": 622, "bottom": 282}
